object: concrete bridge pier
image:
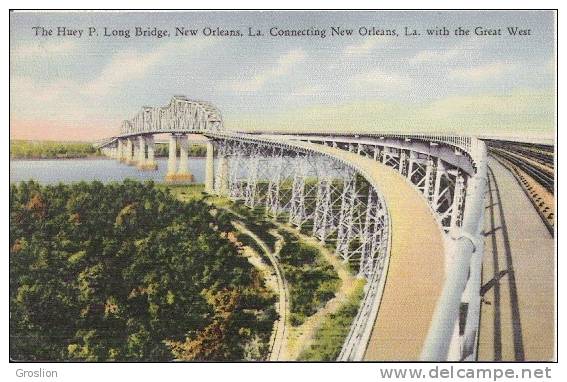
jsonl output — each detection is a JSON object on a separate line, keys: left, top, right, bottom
{"left": 165, "top": 134, "right": 194, "bottom": 182}
{"left": 205, "top": 139, "right": 215, "bottom": 193}
{"left": 136, "top": 135, "right": 158, "bottom": 170}
{"left": 132, "top": 138, "right": 140, "bottom": 166}
{"left": 117, "top": 139, "right": 125, "bottom": 162}
{"left": 136, "top": 135, "right": 147, "bottom": 168}
{"left": 144, "top": 135, "right": 158, "bottom": 170}
{"left": 177, "top": 134, "right": 194, "bottom": 182}
{"left": 166, "top": 134, "right": 178, "bottom": 180}
{"left": 215, "top": 154, "right": 229, "bottom": 196}
{"left": 126, "top": 138, "right": 136, "bottom": 165}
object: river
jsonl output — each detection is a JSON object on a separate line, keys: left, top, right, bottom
{"left": 10, "top": 158, "right": 207, "bottom": 184}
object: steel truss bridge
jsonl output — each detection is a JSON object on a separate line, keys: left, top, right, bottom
{"left": 97, "top": 96, "right": 488, "bottom": 362}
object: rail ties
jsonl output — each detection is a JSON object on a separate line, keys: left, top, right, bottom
{"left": 488, "top": 147, "right": 554, "bottom": 195}
{"left": 486, "top": 141, "right": 555, "bottom": 236}
{"left": 487, "top": 141, "right": 554, "bottom": 170}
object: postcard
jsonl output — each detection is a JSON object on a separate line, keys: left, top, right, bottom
{"left": 9, "top": 10, "right": 556, "bottom": 366}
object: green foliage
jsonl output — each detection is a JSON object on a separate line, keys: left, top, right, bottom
{"left": 153, "top": 143, "right": 207, "bottom": 157}
{"left": 277, "top": 230, "right": 340, "bottom": 326}
{"left": 10, "top": 180, "right": 275, "bottom": 361}
{"left": 230, "top": 201, "right": 278, "bottom": 252}
{"left": 297, "top": 279, "right": 366, "bottom": 361}
{"left": 10, "top": 140, "right": 98, "bottom": 159}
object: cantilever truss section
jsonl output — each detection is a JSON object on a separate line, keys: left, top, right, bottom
{"left": 213, "top": 138, "right": 389, "bottom": 279}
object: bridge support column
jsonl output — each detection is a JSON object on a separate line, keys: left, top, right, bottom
{"left": 216, "top": 154, "right": 229, "bottom": 195}
{"left": 126, "top": 138, "right": 136, "bottom": 165}
{"left": 132, "top": 139, "right": 140, "bottom": 167}
{"left": 145, "top": 135, "right": 158, "bottom": 170}
{"left": 117, "top": 139, "right": 124, "bottom": 162}
{"left": 450, "top": 172, "right": 466, "bottom": 230}
{"left": 205, "top": 139, "right": 215, "bottom": 193}
{"left": 165, "top": 134, "right": 193, "bottom": 182}
{"left": 407, "top": 151, "right": 416, "bottom": 180}
{"left": 373, "top": 146, "right": 380, "bottom": 161}
{"left": 177, "top": 134, "right": 194, "bottom": 182}
{"left": 399, "top": 150, "right": 407, "bottom": 175}
{"left": 137, "top": 135, "right": 157, "bottom": 170}
{"left": 424, "top": 157, "right": 434, "bottom": 201}
{"left": 165, "top": 135, "right": 178, "bottom": 181}
{"left": 136, "top": 135, "right": 146, "bottom": 169}
{"left": 433, "top": 158, "right": 445, "bottom": 209}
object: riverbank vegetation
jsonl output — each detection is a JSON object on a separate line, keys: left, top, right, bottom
{"left": 10, "top": 140, "right": 99, "bottom": 159}
{"left": 297, "top": 279, "right": 365, "bottom": 361}
{"left": 10, "top": 140, "right": 208, "bottom": 160}
{"left": 277, "top": 230, "right": 340, "bottom": 326}
{"left": 154, "top": 143, "right": 206, "bottom": 157}
{"left": 10, "top": 180, "right": 275, "bottom": 361}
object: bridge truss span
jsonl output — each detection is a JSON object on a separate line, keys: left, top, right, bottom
{"left": 98, "top": 98, "right": 488, "bottom": 363}
{"left": 117, "top": 95, "right": 224, "bottom": 138}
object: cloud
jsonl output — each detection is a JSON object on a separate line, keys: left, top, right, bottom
{"left": 10, "top": 40, "right": 78, "bottom": 59}
{"left": 80, "top": 49, "right": 167, "bottom": 97}
{"left": 350, "top": 68, "right": 412, "bottom": 89}
{"left": 230, "top": 49, "right": 306, "bottom": 92}
{"left": 342, "top": 38, "right": 389, "bottom": 57}
{"left": 80, "top": 39, "right": 217, "bottom": 97}
{"left": 10, "top": 75, "right": 87, "bottom": 120}
{"left": 410, "top": 49, "right": 463, "bottom": 64}
{"left": 447, "top": 62, "right": 508, "bottom": 82}
{"left": 409, "top": 40, "right": 486, "bottom": 65}
{"left": 227, "top": 88, "right": 554, "bottom": 139}
{"left": 288, "top": 84, "right": 324, "bottom": 98}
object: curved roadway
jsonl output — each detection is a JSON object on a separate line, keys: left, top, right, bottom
{"left": 294, "top": 142, "right": 446, "bottom": 361}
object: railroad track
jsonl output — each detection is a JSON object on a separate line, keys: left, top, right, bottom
{"left": 487, "top": 141, "right": 555, "bottom": 236}
{"left": 489, "top": 147, "right": 554, "bottom": 194}
{"left": 488, "top": 142, "right": 554, "bottom": 170}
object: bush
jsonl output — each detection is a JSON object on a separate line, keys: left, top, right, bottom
{"left": 10, "top": 180, "right": 275, "bottom": 361}
{"left": 277, "top": 231, "right": 340, "bottom": 326}
{"left": 297, "top": 279, "right": 366, "bottom": 361}
{"left": 10, "top": 140, "right": 98, "bottom": 159}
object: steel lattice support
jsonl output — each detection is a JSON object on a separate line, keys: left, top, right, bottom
{"left": 244, "top": 151, "right": 259, "bottom": 208}
{"left": 265, "top": 153, "right": 284, "bottom": 216}
{"left": 336, "top": 172, "right": 358, "bottom": 261}
{"left": 359, "top": 189, "right": 388, "bottom": 279}
{"left": 208, "top": 136, "right": 389, "bottom": 279}
{"left": 289, "top": 160, "right": 308, "bottom": 227}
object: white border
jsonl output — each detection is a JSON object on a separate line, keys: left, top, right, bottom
{"left": 2, "top": 3, "right": 563, "bottom": 381}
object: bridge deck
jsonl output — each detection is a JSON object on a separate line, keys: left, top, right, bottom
{"left": 296, "top": 143, "right": 446, "bottom": 361}
{"left": 479, "top": 158, "right": 555, "bottom": 361}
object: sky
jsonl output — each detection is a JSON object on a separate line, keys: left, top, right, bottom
{"left": 10, "top": 11, "right": 556, "bottom": 141}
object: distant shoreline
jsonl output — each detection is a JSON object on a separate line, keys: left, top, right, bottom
{"left": 10, "top": 155, "right": 103, "bottom": 161}
{"left": 10, "top": 154, "right": 207, "bottom": 161}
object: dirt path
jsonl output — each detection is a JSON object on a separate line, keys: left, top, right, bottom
{"left": 274, "top": 225, "right": 360, "bottom": 361}
{"left": 232, "top": 221, "right": 289, "bottom": 361}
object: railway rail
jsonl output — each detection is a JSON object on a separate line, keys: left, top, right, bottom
{"left": 487, "top": 141, "right": 553, "bottom": 169}
{"left": 488, "top": 147, "right": 554, "bottom": 194}
{"left": 487, "top": 141, "right": 555, "bottom": 237}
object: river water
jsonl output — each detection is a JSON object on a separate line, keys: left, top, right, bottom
{"left": 10, "top": 158, "right": 207, "bottom": 184}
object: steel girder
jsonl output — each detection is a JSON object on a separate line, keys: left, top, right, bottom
{"left": 315, "top": 141, "right": 466, "bottom": 233}
{"left": 117, "top": 96, "right": 224, "bottom": 137}
{"left": 210, "top": 137, "right": 389, "bottom": 279}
